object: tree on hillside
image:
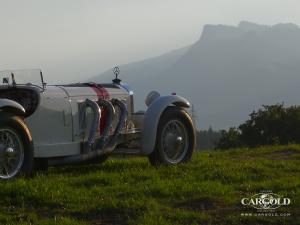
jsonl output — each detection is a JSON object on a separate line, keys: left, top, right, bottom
{"left": 216, "top": 127, "right": 243, "bottom": 149}
{"left": 216, "top": 104, "right": 300, "bottom": 149}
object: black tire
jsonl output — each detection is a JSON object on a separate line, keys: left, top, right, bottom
{"left": 148, "top": 106, "right": 196, "bottom": 165}
{"left": 0, "top": 113, "right": 34, "bottom": 180}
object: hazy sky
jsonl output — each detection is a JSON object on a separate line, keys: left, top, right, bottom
{"left": 0, "top": 0, "right": 299, "bottom": 83}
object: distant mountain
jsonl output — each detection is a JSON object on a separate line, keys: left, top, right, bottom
{"left": 90, "top": 45, "right": 190, "bottom": 116}
{"left": 90, "top": 21, "right": 300, "bottom": 129}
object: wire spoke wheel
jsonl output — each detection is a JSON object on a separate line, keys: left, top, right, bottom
{"left": 149, "top": 107, "right": 195, "bottom": 166}
{"left": 0, "top": 128, "right": 24, "bottom": 179}
{"left": 160, "top": 119, "right": 189, "bottom": 163}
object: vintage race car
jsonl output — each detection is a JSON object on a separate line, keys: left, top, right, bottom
{"left": 0, "top": 68, "right": 195, "bottom": 180}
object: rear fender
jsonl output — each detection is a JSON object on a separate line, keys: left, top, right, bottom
{"left": 0, "top": 99, "right": 25, "bottom": 115}
{"left": 141, "top": 95, "right": 190, "bottom": 155}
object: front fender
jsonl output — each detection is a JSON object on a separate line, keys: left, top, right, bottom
{"left": 141, "top": 95, "right": 190, "bottom": 155}
{"left": 0, "top": 99, "right": 25, "bottom": 115}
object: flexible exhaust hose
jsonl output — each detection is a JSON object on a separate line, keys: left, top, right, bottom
{"left": 48, "top": 98, "right": 128, "bottom": 166}
{"left": 79, "top": 99, "right": 101, "bottom": 149}
{"left": 105, "top": 99, "right": 128, "bottom": 147}
{"left": 96, "top": 99, "right": 115, "bottom": 149}
{"left": 96, "top": 99, "right": 128, "bottom": 154}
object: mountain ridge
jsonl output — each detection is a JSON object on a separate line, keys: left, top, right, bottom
{"left": 91, "top": 21, "right": 300, "bottom": 129}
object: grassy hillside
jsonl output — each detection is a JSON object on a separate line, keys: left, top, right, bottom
{"left": 0, "top": 145, "right": 299, "bottom": 225}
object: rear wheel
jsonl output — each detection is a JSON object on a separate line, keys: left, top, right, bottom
{"left": 148, "top": 107, "right": 195, "bottom": 165}
{"left": 0, "top": 114, "right": 33, "bottom": 180}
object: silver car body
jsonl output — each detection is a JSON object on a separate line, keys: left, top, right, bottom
{"left": 0, "top": 70, "right": 191, "bottom": 159}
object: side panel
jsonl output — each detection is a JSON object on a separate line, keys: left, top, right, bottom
{"left": 141, "top": 95, "right": 190, "bottom": 155}
{"left": 25, "top": 86, "right": 76, "bottom": 157}
{"left": 26, "top": 83, "right": 134, "bottom": 158}
{"left": 58, "top": 86, "right": 98, "bottom": 143}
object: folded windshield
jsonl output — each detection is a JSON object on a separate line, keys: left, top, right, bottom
{"left": 0, "top": 69, "right": 44, "bottom": 88}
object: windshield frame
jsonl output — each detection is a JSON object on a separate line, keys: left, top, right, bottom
{"left": 0, "top": 69, "right": 45, "bottom": 90}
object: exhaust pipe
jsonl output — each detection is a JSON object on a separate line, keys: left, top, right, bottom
{"left": 96, "top": 99, "right": 115, "bottom": 149}
{"left": 48, "top": 99, "right": 127, "bottom": 166}
{"left": 79, "top": 99, "right": 101, "bottom": 151}
{"left": 104, "top": 100, "right": 127, "bottom": 147}
{"left": 95, "top": 99, "right": 127, "bottom": 154}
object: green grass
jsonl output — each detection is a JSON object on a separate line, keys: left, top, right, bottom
{"left": 1, "top": 145, "right": 300, "bottom": 225}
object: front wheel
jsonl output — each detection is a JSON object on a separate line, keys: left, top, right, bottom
{"left": 148, "top": 107, "right": 195, "bottom": 165}
{"left": 0, "top": 114, "right": 34, "bottom": 180}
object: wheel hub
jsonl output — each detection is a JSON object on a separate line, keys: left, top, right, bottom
{"left": 176, "top": 136, "right": 183, "bottom": 145}
{"left": 5, "top": 147, "right": 16, "bottom": 160}
{"left": 6, "top": 147, "right": 15, "bottom": 154}
{"left": 165, "top": 134, "right": 183, "bottom": 148}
